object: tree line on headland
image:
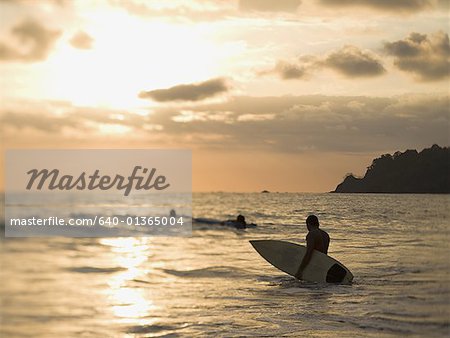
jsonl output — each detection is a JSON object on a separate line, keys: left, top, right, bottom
{"left": 334, "top": 144, "right": 449, "bottom": 193}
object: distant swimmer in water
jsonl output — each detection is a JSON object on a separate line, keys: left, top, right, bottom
{"left": 222, "top": 214, "right": 256, "bottom": 229}
{"left": 295, "top": 214, "right": 330, "bottom": 280}
{"left": 169, "top": 209, "right": 176, "bottom": 217}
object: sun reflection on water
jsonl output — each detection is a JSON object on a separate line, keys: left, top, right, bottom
{"left": 99, "top": 238, "right": 156, "bottom": 324}
{"left": 110, "top": 287, "right": 154, "bottom": 322}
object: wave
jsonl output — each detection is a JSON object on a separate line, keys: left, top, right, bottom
{"left": 161, "top": 266, "right": 248, "bottom": 278}
{"left": 127, "top": 323, "right": 188, "bottom": 336}
{"left": 66, "top": 266, "right": 127, "bottom": 274}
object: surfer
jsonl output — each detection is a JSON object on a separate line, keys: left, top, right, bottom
{"left": 295, "top": 215, "right": 330, "bottom": 280}
{"left": 222, "top": 214, "right": 247, "bottom": 229}
{"left": 221, "top": 214, "right": 258, "bottom": 229}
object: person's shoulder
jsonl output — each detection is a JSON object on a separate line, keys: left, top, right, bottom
{"left": 307, "top": 229, "right": 320, "bottom": 238}
{"left": 320, "top": 229, "right": 330, "bottom": 237}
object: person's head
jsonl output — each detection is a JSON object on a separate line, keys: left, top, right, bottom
{"left": 306, "top": 214, "right": 319, "bottom": 230}
{"left": 237, "top": 214, "right": 246, "bottom": 224}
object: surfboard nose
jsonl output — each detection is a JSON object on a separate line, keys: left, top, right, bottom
{"left": 249, "top": 240, "right": 273, "bottom": 256}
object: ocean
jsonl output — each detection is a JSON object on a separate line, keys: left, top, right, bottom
{"left": 1, "top": 193, "right": 449, "bottom": 337}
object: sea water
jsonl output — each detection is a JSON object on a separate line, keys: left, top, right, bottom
{"left": 1, "top": 193, "right": 449, "bottom": 337}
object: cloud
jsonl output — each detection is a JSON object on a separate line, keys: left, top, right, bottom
{"left": 384, "top": 31, "right": 450, "bottom": 81}
{"left": 323, "top": 45, "right": 386, "bottom": 77}
{"left": 2, "top": 94, "right": 448, "bottom": 154}
{"left": 146, "top": 94, "right": 449, "bottom": 153}
{"left": 70, "top": 31, "right": 93, "bottom": 50}
{"left": 171, "top": 110, "right": 234, "bottom": 123}
{"left": 0, "top": 19, "right": 61, "bottom": 62}
{"left": 274, "top": 61, "right": 308, "bottom": 79}
{"left": 0, "top": 111, "right": 75, "bottom": 133}
{"left": 318, "top": 0, "right": 434, "bottom": 12}
{"left": 271, "top": 46, "right": 385, "bottom": 79}
{"left": 0, "top": 0, "right": 67, "bottom": 5}
{"left": 239, "top": 0, "right": 302, "bottom": 12}
{"left": 0, "top": 100, "right": 152, "bottom": 134}
{"left": 139, "top": 78, "right": 229, "bottom": 102}
{"left": 108, "top": 0, "right": 236, "bottom": 22}
{"left": 237, "top": 113, "right": 275, "bottom": 122}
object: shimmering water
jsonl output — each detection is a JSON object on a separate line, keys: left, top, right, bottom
{"left": 1, "top": 193, "right": 449, "bottom": 337}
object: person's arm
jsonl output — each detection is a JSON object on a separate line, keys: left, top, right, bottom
{"left": 295, "top": 234, "right": 315, "bottom": 279}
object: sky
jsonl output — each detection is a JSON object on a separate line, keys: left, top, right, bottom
{"left": 0, "top": 0, "right": 449, "bottom": 192}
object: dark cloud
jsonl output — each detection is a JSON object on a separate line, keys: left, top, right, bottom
{"left": 319, "top": 0, "right": 434, "bottom": 12}
{"left": 70, "top": 31, "right": 93, "bottom": 50}
{"left": 239, "top": 0, "right": 302, "bottom": 12}
{"left": 146, "top": 94, "right": 449, "bottom": 153}
{"left": 323, "top": 46, "right": 386, "bottom": 77}
{"left": 384, "top": 31, "right": 450, "bottom": 81}
{"left": 0, "top": 19, "right": 61, "bottom": 62}
{"left": 139, "top": 78, "right": 229, "bottom": 102}
{"left": 275, "top": 61, "right": 308, "bottom": 79}
{"left": 270, "top": 46, "right": 385, "bottom": 79}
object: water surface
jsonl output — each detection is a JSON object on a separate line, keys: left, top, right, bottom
{"left": 1, "top": 193, "right": 449, "bottom": 337}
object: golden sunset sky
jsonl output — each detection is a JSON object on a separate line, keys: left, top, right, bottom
{"left": 0, "top": 0, "right": 449, "bottom": 192}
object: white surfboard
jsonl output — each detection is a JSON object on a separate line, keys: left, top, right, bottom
{"left": 250, "top": 240, "right": 353, "bottom": 284}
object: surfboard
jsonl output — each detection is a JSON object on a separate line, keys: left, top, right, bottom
{"left": 250, "top": 240, "right": 353, "bottom": 284}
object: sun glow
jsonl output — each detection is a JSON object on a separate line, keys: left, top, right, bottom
{"left": 44, "top": 10, "right": 224, "bottom": 109}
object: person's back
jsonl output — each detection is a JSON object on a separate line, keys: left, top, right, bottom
{"left": 296, "top": 214, "right": 330, "bottom": 279}
{"left": 318, "top": 228, "right": 329, "bottom": 254}
{"left": 306, "top": 228, "right": 329, "bottom": 254}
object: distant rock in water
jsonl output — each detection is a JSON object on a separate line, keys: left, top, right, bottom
{"left": 334, "top": 144, "right": 450, "bottom": 193}
{"left": 261, "top": 190, "right": 270, "bottom": 193}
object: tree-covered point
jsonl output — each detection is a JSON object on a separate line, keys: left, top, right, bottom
{"left": 334, "top": 144, "right": 450, "bottom": 193}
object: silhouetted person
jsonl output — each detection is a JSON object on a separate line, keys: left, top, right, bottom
{"left": 169, "top": 209, "right": 176, "bottom": 217}
{"left": 222, "top": 214, "right": 247, "bottom": 229}
{"left": 235, "top": 215, "right": 258, "bottom": 228}
{"left": 295, "top": 215, "right": 330, "bottom": 280}
{"left": 235, "top": 214, "right": 246, "bottom": 229}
